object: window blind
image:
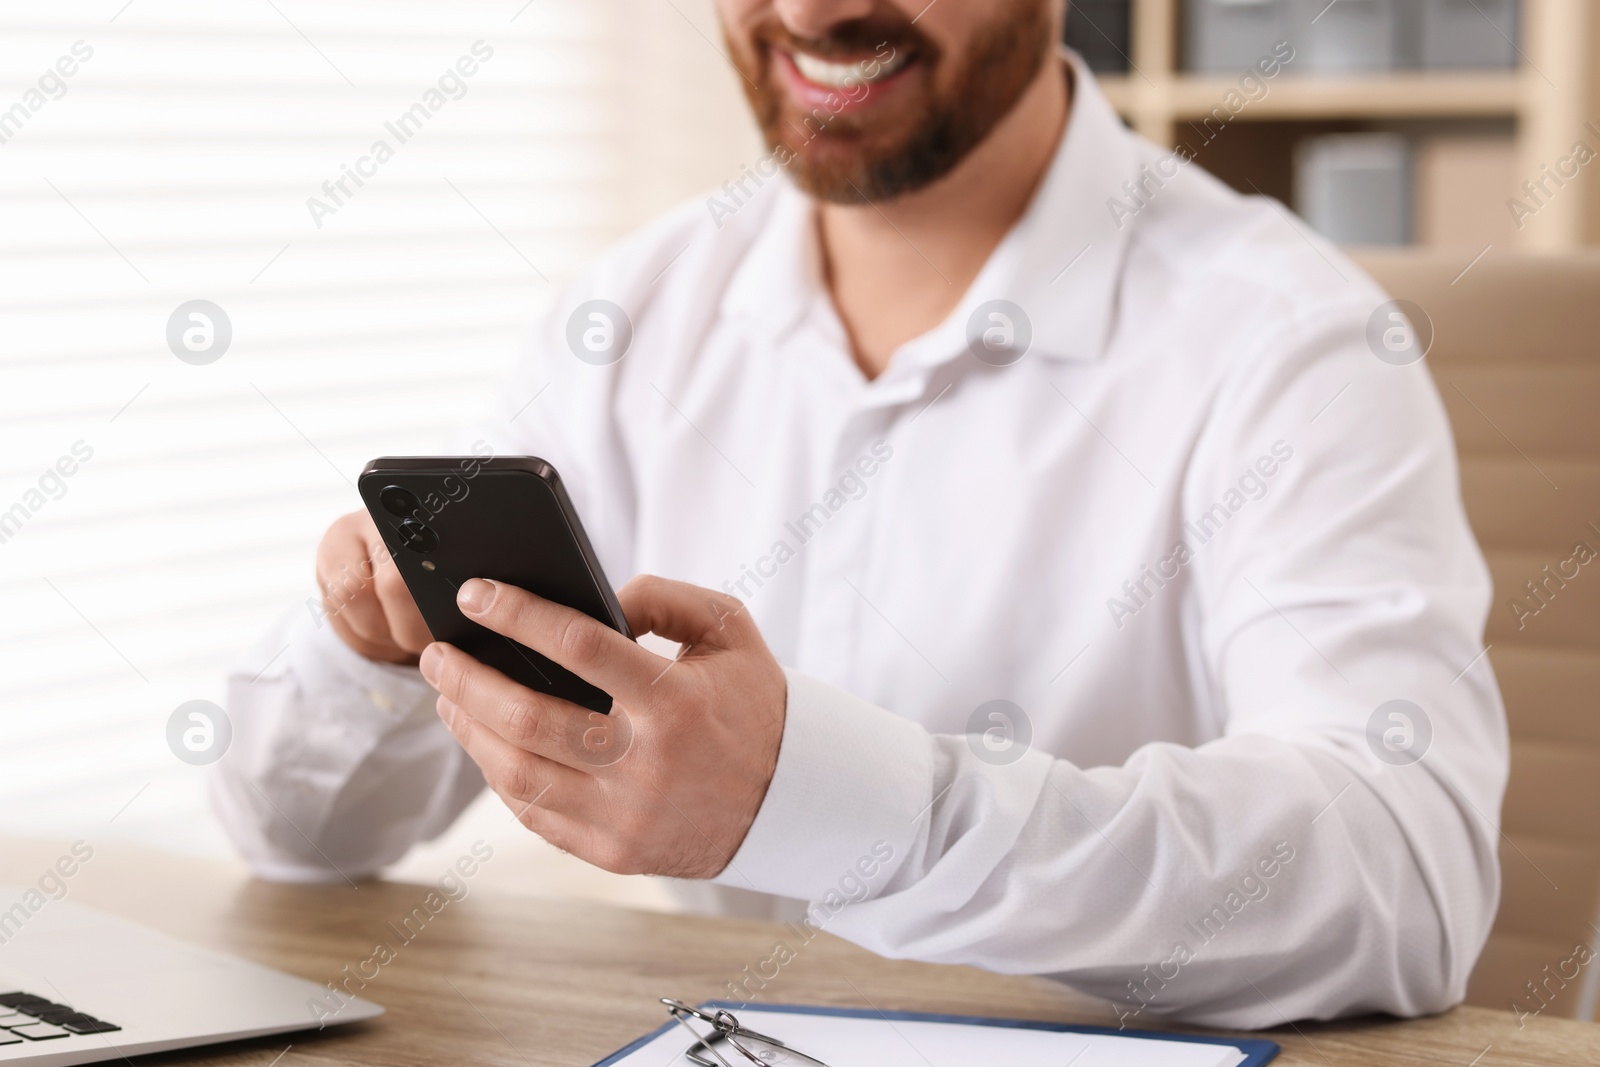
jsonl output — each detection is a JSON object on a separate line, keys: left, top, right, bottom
{"left": 0, "top": 1, "right": 636, "bottom": 854}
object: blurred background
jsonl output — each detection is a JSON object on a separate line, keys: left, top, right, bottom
{"left": 1, "top": 0, "right": 1597, "bottom": 953}
{"left": 0, "top": 0, "right": 761, "bottom": 911}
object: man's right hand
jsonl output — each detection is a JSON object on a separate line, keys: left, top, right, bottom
{"left": 316, "top": 510, "right": 431, "bottom": 665}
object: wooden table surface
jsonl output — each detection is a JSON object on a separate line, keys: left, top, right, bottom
{"left": 4, "top": 837, "right": 1594, "bottom": 1067}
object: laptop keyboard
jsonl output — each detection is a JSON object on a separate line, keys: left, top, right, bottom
{"left": 0, "top": 992, "right": 121, "bottom": 1043}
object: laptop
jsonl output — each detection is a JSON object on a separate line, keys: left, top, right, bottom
{"left": 0, "top": 887, "right": 382, "bottom": 1065}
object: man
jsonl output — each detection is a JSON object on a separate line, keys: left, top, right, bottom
{"left": 213, "top": 0, "right": 1508, "bottom": 1028}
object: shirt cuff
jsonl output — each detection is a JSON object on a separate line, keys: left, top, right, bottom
{"left": 713, "top": 668, "right": 931, "bottom": 901}
{"left": 292, "top": 611, "right": 439, "bottom": 723}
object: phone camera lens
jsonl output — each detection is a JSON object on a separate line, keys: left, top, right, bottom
{"left": 397, "top": 519, "right": 438, "bottom": 554}
{"left": 380, "top": 485, "right": 420, "bottom": 518}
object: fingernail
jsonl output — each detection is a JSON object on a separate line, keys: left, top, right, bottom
{"left": 419, "top": 643, "right": 442, "bottom": 686}
{"left": 458, "top": 578, "right": 497, "bottom": 615}
{"left": 436, "top": 696, "right": 456, "bottom": 729}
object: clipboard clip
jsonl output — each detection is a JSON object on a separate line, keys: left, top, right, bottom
{"left": 661, "top": 998, "right": 836, "bottom": 1067}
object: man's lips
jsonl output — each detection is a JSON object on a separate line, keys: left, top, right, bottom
{"left": 771, "top": 46, "right": 918, "bottom": 115}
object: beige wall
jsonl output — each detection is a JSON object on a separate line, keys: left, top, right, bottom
{"left": 616, "top": 0, "right": 765, "bottom": 232}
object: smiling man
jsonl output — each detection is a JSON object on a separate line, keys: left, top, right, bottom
{"left": 213, "top": 0, "right": 1508, "bottom": 1028}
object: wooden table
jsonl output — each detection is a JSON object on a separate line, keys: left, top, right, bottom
{"left": 5, "top": 837, "right": 1594, "bottom": 1066}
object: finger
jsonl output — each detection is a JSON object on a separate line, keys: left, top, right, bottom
{"left": 316, "top": 519, "right": 391, "bottom": 645}
{"left": 616, "top": 574, "right": 754, "bottom": 652}
{"left": 455, "top": 578, "right": 671, "bottom": 704}
{"left": 436, "top": 695, "right": 593, "bottom": 815}
{"left": 464, "top": 745, "right": 647, "bottom": 876}
{"left": 423, "top": 642, "right": 602, "bottom": 772}
{"left": 322, "top": 576, "right": 391, "bottom": 649}
{"left": 365, "top": 528, "right": 432, "bottom": 653}
{"left": 315, "top": 512, "right": 420, "bottom": 665}
{"left": 486, "top": 783, "right": 598, "bottom": 862}
{"left": 493, "top": 782, "right": 583, "bottom": 844}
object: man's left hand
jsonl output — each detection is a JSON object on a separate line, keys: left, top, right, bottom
{"left": 418, "top": 574, "right": 786, "bottom": 879}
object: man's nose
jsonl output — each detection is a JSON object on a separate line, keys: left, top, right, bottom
{"left": 771, "top": 0, "right": 881, "bottom": 41}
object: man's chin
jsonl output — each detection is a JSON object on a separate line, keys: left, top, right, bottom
{"left": 780, "top": 157, "right": 887, "bottom": 205}
{"left": 769, "top": 134, "right": 921, "bottom": 204}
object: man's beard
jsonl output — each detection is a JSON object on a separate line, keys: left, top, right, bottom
{"left": 725, "top": 2, "right": 1055, "bottom": 204}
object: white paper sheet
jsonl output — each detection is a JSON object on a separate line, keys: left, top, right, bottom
{"left": 606, "top": 1006, "right": 1252, "bottom": 1067}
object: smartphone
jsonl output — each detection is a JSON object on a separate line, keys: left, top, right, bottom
{"left": 357, "top": 456, "right": 631, "bottom": 714}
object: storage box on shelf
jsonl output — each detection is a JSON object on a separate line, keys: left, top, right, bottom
{"left": 1295, "top": 132, "right": 1413, "bottom": 246}
{"left": 1182, "top": 0, "right": 1518, "bottom": 74}
{"left": 1420, "top": 0, "right": 1520, "bottom": 69}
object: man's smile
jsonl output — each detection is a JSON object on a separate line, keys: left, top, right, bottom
{"left": 787, "top": 45, "right": 911, "bottom": 88}
{"left": 772, "top": 44, "right": 917, "bottom": 114}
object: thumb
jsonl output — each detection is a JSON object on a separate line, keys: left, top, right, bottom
{"left": 615, "top": 575, "right": 752, "bottom": 653}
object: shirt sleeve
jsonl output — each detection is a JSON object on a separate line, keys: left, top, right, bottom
{"left": 713, "top": 299, "right": 1508, "bottom": 1028}
{"left": 209, "top": 607, "right": 483, "bottom": 881}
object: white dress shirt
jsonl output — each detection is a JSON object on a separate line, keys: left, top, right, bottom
{"left": 211, "top": 56, "right": 1507, "bottom": 1028}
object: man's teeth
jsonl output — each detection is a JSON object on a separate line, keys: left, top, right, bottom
{"left": 791, "top": 49, "right": 909, "bottom": 89}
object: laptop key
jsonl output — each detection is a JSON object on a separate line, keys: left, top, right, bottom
{"left": 0, "top": 996, "right": 52, "bottom": 1011}
{"left": 8, "top": 1023, "right": 70, "bottom": 1040}
{"left": 0, "top": 1032, "right": 21, "bottom": 1046}
{"left": 58, "top": 1015, "right": 121, "bottom": 1034}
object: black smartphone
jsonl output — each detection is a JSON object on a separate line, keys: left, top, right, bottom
{"left": 357, "top": 455, "right": 631, "bottom": 714}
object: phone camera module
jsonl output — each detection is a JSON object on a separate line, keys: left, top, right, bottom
{"left": 397, "top": 519, "right": 439, "bottom": 554}
{"left": 379, "top": 484, "right": 421, "bottom": 518}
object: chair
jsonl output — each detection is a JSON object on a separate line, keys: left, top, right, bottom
{"left": 1358, "top": 252, "right": 1600, "bottom": 1020}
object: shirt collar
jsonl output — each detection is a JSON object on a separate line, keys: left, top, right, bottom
{"left": 720, "top": 49, "right": 1144, "bottom": 366}
{"left": 719, "top": 176, "right": 818, "bottom": 342}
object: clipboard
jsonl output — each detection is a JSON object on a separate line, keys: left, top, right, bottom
{"left": 593, "top": 1000, "right": 1281, "bottom": 1067}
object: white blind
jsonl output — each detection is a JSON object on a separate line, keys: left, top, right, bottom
{"left": 0, "top": 1, "right": 649, "bottom": 853}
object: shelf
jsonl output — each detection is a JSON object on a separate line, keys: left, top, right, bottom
{"left": 1084, "top": 0, "right": 1597, "bottom": 248}
{"left": 1098, "top": 72, "right": 1524, "bottom": 121}
{"left": 1177, "top": 73, "right": 1523, "bottom": 120}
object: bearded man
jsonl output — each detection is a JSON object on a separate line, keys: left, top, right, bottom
{"left": 215, "top": 0, "right": 1507, "bottom": 1027}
